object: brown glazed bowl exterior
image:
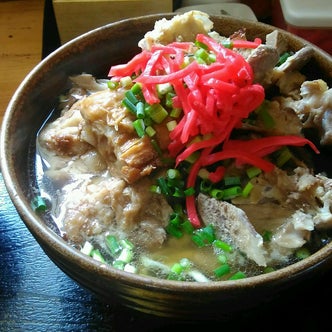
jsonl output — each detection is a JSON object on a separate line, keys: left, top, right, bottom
{"left": 1, "top": 13, "right": 332, "bottom": 320}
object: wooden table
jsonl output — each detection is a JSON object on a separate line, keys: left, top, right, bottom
{"left": 0, "top": 0, "right": 44, "bottom": 124}
{"left": 1, "top": 1, "right": 332, "bottom": 330}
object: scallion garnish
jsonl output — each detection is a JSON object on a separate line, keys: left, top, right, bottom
{"left": 242, "top": 181, "right": 254, "bottom": 198}
{"left": 133, "top": 118, "right": 145, "bottom": 137}
{"left": 105, "top": 235, "right": 122, "bottom": 256}
{"left": 223, "top": 176, "right": 241, "bottom": 187}
{"left": 295, "top": 247, "right": 310, "bottom": 260}
{"left": 228, "top": 271, "right": 247, "bottom": 280}
{"left": 213, "top": 240, "right": 233, "bottom": 252}
{"left": 91, "top": 249, "right": 106, "bottom": 263}
{"left": 192, "top": 224, "right": 216, "bottom": 247}
{"left": 246, "top": 166, "right": 262, "bottom": 179}
{"left": 228, "top": 271, "right": 246, "bottom": 280}
{"left": 222, "top": 186, "right": 242, "bottom": 200}
{"left": 214, "top": 264, "right": 230, "bottom": 278}
{"left": 31, "top": 195, "right": 47, "bottom": 212}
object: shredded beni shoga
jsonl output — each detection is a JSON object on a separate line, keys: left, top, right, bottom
{"left": 107, "top": 25, "right": 319, "bottom": 229}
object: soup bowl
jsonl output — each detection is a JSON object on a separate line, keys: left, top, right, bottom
{"left": 1, "top": 12, "right": 332, "bottom": 320}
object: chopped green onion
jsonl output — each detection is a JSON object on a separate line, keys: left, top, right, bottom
{"left": 31, "top": 195, "right": 47, "bottom": 212}
{"left": 170, "top": 262, "right": 184, "bottom": 274}
{"left": 120, "top": 76, "right": 132, "bottom": 87}
{"left": 295, "top": 247, "right": 310, "bottom": 260}
{"left": 199, "top": 179, "right": 213, "bottom": 193}
{"left": 135, "top": 101, "right": 145, "bottom": 118}
{"left": 150, "top": 139, "right": 163, "bottom": 156}
{"left": 169, "top": 212, "right": 182, "bottom": 226}
{"left": 222, "top": 186, "right": 242, "bottom": 200}
{"left": 213, "top": 240, "right": 233, "bottom": 252}
{"left": 145, "top": 104, "right": 168, "bottom": 124}
{"left": 210, "top": 188, "right": 224, "bottom": 200}
{"left": 105, "top": 235, "right": 122, "bottom": 256}
{"left": 194, "top": 40, "right": 208, "bottom": 50}
{"left": 167, "top": 272, "right": 185, "bottom": 281}
{"left": 166, "top": 120, "right": 177, "bottom": 131}
{"left": 166, "top": 223, "right": 183, "bottom": 238}
{"left": 192, "top": 224, "right": 216, "bottom": 247}
{"left": 222, "top": 39, "right": 233, "bottom": 49}
{"left": 133, "top": 118, "right": 145, "bottom": 137}
{"left": 262, "top": 230, "right": 272, "bottom": 242}
{"left": 117, "top": 248, "right": 134, "bottom": 263}
{"left": 122, "top": 97, "right": 137, "bottom": 114}
{"left": 150, "top": 184, "right": 161, "bottom": 194}
{"left": 228, "top": 271, "right": 246, "bottom": 280}
{"left": 179, "top": 258, "right": 192, "bottom": 269}
{"left": 157, "top": 82, "right": 173, "bottom": 95}
{"left": 242, "top": 181, "right": 254, "bottom": 198}
{"left": 156, "top": 177, "right": 170, "bottom": 195}
{"left": 107, "top": 80, "right": 119, "bottom": 89}
{"left": 207, "top": 53, "right": 216, "bottom": 63}
{"left": 184, "top": 187, "right": 195, "bottom": 196}
{"left": 277, "top": 52, "right": 291, "bottom": 66}
{"left": 276, "top": 146, "right": 293, "bottom": 167}
{"left": 130, "top": 82, "right": 142, "bottom": 95}
{"left": 217, "top": 254, "right": 228, "bottom": 264}
{"left": 124, "top": 264, "right": 137, "bottom": 273}
{"left": 246, "top": 166, "right": 262, "bottom": 179}
{"left": 91, "top": 249, "right": 106, "bottom": 263}
{"left": 264, "top": 266, "right": 275, "bottom": 273}
{"left": 167, "top": 168, "right": 180, "bottom": 179}
{"left": 181, "top": 219, "right": 195, "bottom": 234}
{"left": 214, "top": 264, "right": 230, "bottom": 278}
{"left": 257, "top": 102, "right": 275, "bottom": 129}
{"left": 191, "top": 234, "right": 206, "bottom": 247}
{"left": 223, "top": 176, "right": 241, "bottom": 187}
{"left": 113, "top": 260, "right": 126, "bottom": 270}
{"left": 170, "top": 107, "right": 182, "bottom": 118}
{"left": 185, "top": 151, "right": 200, "bottom": 163}
{"left": 125, "top": 90, "right": 139, "bottom": 105}
{"left": 81, "top": 241, "right": 94, "bottom": 256}
{"left": 165, "top": 92, "right": 176, "bottom": 108}
{"left": 119, "top": 238, "right": 135, "bottom": 250}
{"left": 198, "top": 168, "right": 210, "bottom": 180}
{"left": 195, "top": 48, "right": 210, "bottom": 63}
{"left": 145, "top": 125, "right": 156, "bottom": 137}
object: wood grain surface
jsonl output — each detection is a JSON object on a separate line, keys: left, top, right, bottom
{"left": 0, "top": 0, "right": 44, "bottom": 124}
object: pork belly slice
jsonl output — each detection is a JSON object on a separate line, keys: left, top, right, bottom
{"left": 197, "top": 193, "right": 267, "bottom": 267}
{"left": 61, "top": 175, "right": 172, "bottom": 249}
{"left": 38, "top": 103, "right": 92, "bottom": 157}
{"left": 246, "top": 44, "right": 280, "bottom": 85}
{"left": 79, "top": 89, "right": 165, "bottom": 184}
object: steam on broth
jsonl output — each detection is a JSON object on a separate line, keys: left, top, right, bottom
{"left": 34, "top": 11, "right": 332, "bottom": 282}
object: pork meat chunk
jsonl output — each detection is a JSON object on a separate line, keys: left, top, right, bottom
{"left": 276, "top": 79, "right": 332, "bottom": 145}
{"left": 79, "top": 89, "right": 165, "bottom": 184}
{"left": 197, "top": 193, "right": 267, "bottom": 266}
{"left": 246, "top": 44, "right": 279, "bottom": 85}
{"left": 61, "top": 175, "right": 173, "bottom": 249}
{"left": 138, "top": 10, "right": 213, "bottom": 50}
{"left": 38, "top": 101, "right": 92, "bottom": 157}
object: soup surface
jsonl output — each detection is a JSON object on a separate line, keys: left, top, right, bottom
{"left": 34, "top": 11, "right": 332, "bottom": 282}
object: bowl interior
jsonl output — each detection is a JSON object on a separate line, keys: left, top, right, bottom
{"left": 1, "top": 13, "right": 332, "bottom": 318}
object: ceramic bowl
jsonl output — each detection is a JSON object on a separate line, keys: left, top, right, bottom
{"left": 1, "top": 13, "right": 332, "bottom": 320}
